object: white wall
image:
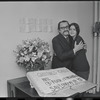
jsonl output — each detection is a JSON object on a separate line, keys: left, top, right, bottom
{"left": 0, "top": 1, "right": 93, "bottom": 97}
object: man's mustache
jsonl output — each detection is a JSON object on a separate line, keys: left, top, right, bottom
{"left": 63, "top": 30, "right": 69, "bottom": 33}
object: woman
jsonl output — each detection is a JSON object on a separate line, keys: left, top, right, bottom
{"left": 69, "top": 23, "right": 90, "bottom": 80}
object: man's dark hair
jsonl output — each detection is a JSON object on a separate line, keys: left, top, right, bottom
{"left": 69, "top": 23, "right": 80, "bottom": 36}
{"left": 58, "top": 20, "right": 69, "bottom": 30}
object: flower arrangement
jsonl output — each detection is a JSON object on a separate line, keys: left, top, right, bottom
{"left": 14, "top": 38, "right": 52, "bottom": 72}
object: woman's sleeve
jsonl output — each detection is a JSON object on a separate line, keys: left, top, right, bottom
{"left": 79, "top": 36, "right": 87, "bottom": 53}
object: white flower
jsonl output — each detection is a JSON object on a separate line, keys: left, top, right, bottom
{"left": 20, "top": 52, "right": 24, "bottom": 56}
{"left": 44, "top": 49, "right": 49, "bottom": 52}
{"left": 38, "top": 52, "right": 43, "bottom": 58}
{"left": 29, "top": 45, "right": 33, "bottom": 52}
{"left": 18, "top": 57, "right": 24, "bottom": 63}
{"left": 24, "top": 56, "right": 30, "bottom": 61}
{"left": 24, "top": 50, "right": 27, "bottom": 55}
{"left": 42, "top": 55, "right": 47, "bottom": 61}
{"left": 31, "top": 56, "right": 37, "bottom": 62}
{"left": 32, "top": 52, "right": 37, "bottom": 56}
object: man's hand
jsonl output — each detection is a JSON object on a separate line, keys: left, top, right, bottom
{"left": 73, "top": 41, "right": 85, "bottom": 54}
{"left": 83, "top": 43, "right": 87, "bottom": 50}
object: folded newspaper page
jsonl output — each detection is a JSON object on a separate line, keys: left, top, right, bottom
{"left": 26, "top": 67, "right": 97, "bottom": 97}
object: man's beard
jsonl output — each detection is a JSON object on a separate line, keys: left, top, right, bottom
{"left": 63, "top": 30, "right": 69, "bottom": 36}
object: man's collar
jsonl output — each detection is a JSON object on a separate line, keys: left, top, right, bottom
{"left": 64, "top": 35, "right": 68, "bottom": 39}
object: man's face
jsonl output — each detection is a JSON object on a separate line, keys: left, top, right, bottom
{"left": 59, "top": 22, "right": 69, "bottom": 37}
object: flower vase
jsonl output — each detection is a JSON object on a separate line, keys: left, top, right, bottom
{"left": 26, "top": 65, "right": 44, "bottom": 73}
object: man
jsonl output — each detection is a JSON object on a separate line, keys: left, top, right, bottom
{"left": 52, "top": 20, "right": 84, "bottom": 70}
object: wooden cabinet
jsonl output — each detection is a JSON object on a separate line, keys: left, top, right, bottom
{"left": 7, "top": 76, "right": 39, "bottom": 97}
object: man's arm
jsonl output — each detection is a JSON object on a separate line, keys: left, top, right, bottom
{"left": 52, "top": 38, "right": 75, "bottom": 61}
{"left": 52, "top": 39, "right": 84, "bottom": 61}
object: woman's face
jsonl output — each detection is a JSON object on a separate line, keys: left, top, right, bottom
{"left": 69, "top": 25, "right": 77, "bottom": 37}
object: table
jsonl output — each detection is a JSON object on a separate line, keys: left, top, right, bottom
{"left": 7, "top": 76, "right": 96, "bottom": 97}
{"left": 7, "top": 76, "right": 79, "bottom": 97}
{"left": 7, "top": 76, "right": 39, "bottom": 97}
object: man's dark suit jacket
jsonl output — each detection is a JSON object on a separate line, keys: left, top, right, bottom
{"left": 52, "top": 33, "right": 75, "bottom": 70}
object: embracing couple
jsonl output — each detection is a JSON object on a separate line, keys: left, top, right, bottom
{"left": 52, "top": 20, "right": 90, "bottom": 80}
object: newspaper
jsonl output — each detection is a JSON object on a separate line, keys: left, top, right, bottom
{"left": 26, "top": 67, "right": 97, "bottom": 97}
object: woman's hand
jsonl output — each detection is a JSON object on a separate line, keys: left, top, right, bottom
{"left": 73, "top": 41, "right": 84, "bottom": 54}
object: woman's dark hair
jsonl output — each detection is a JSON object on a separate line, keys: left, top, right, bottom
{"left": 58, "top": 20, "right": 69, "bottom": 30}
{"left": 69, "top": 23, "right": 80, "bottom": 36}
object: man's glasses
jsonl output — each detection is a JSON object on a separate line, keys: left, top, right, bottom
{"left": 60, "top": 26, "right": 69, "bottom": 30}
